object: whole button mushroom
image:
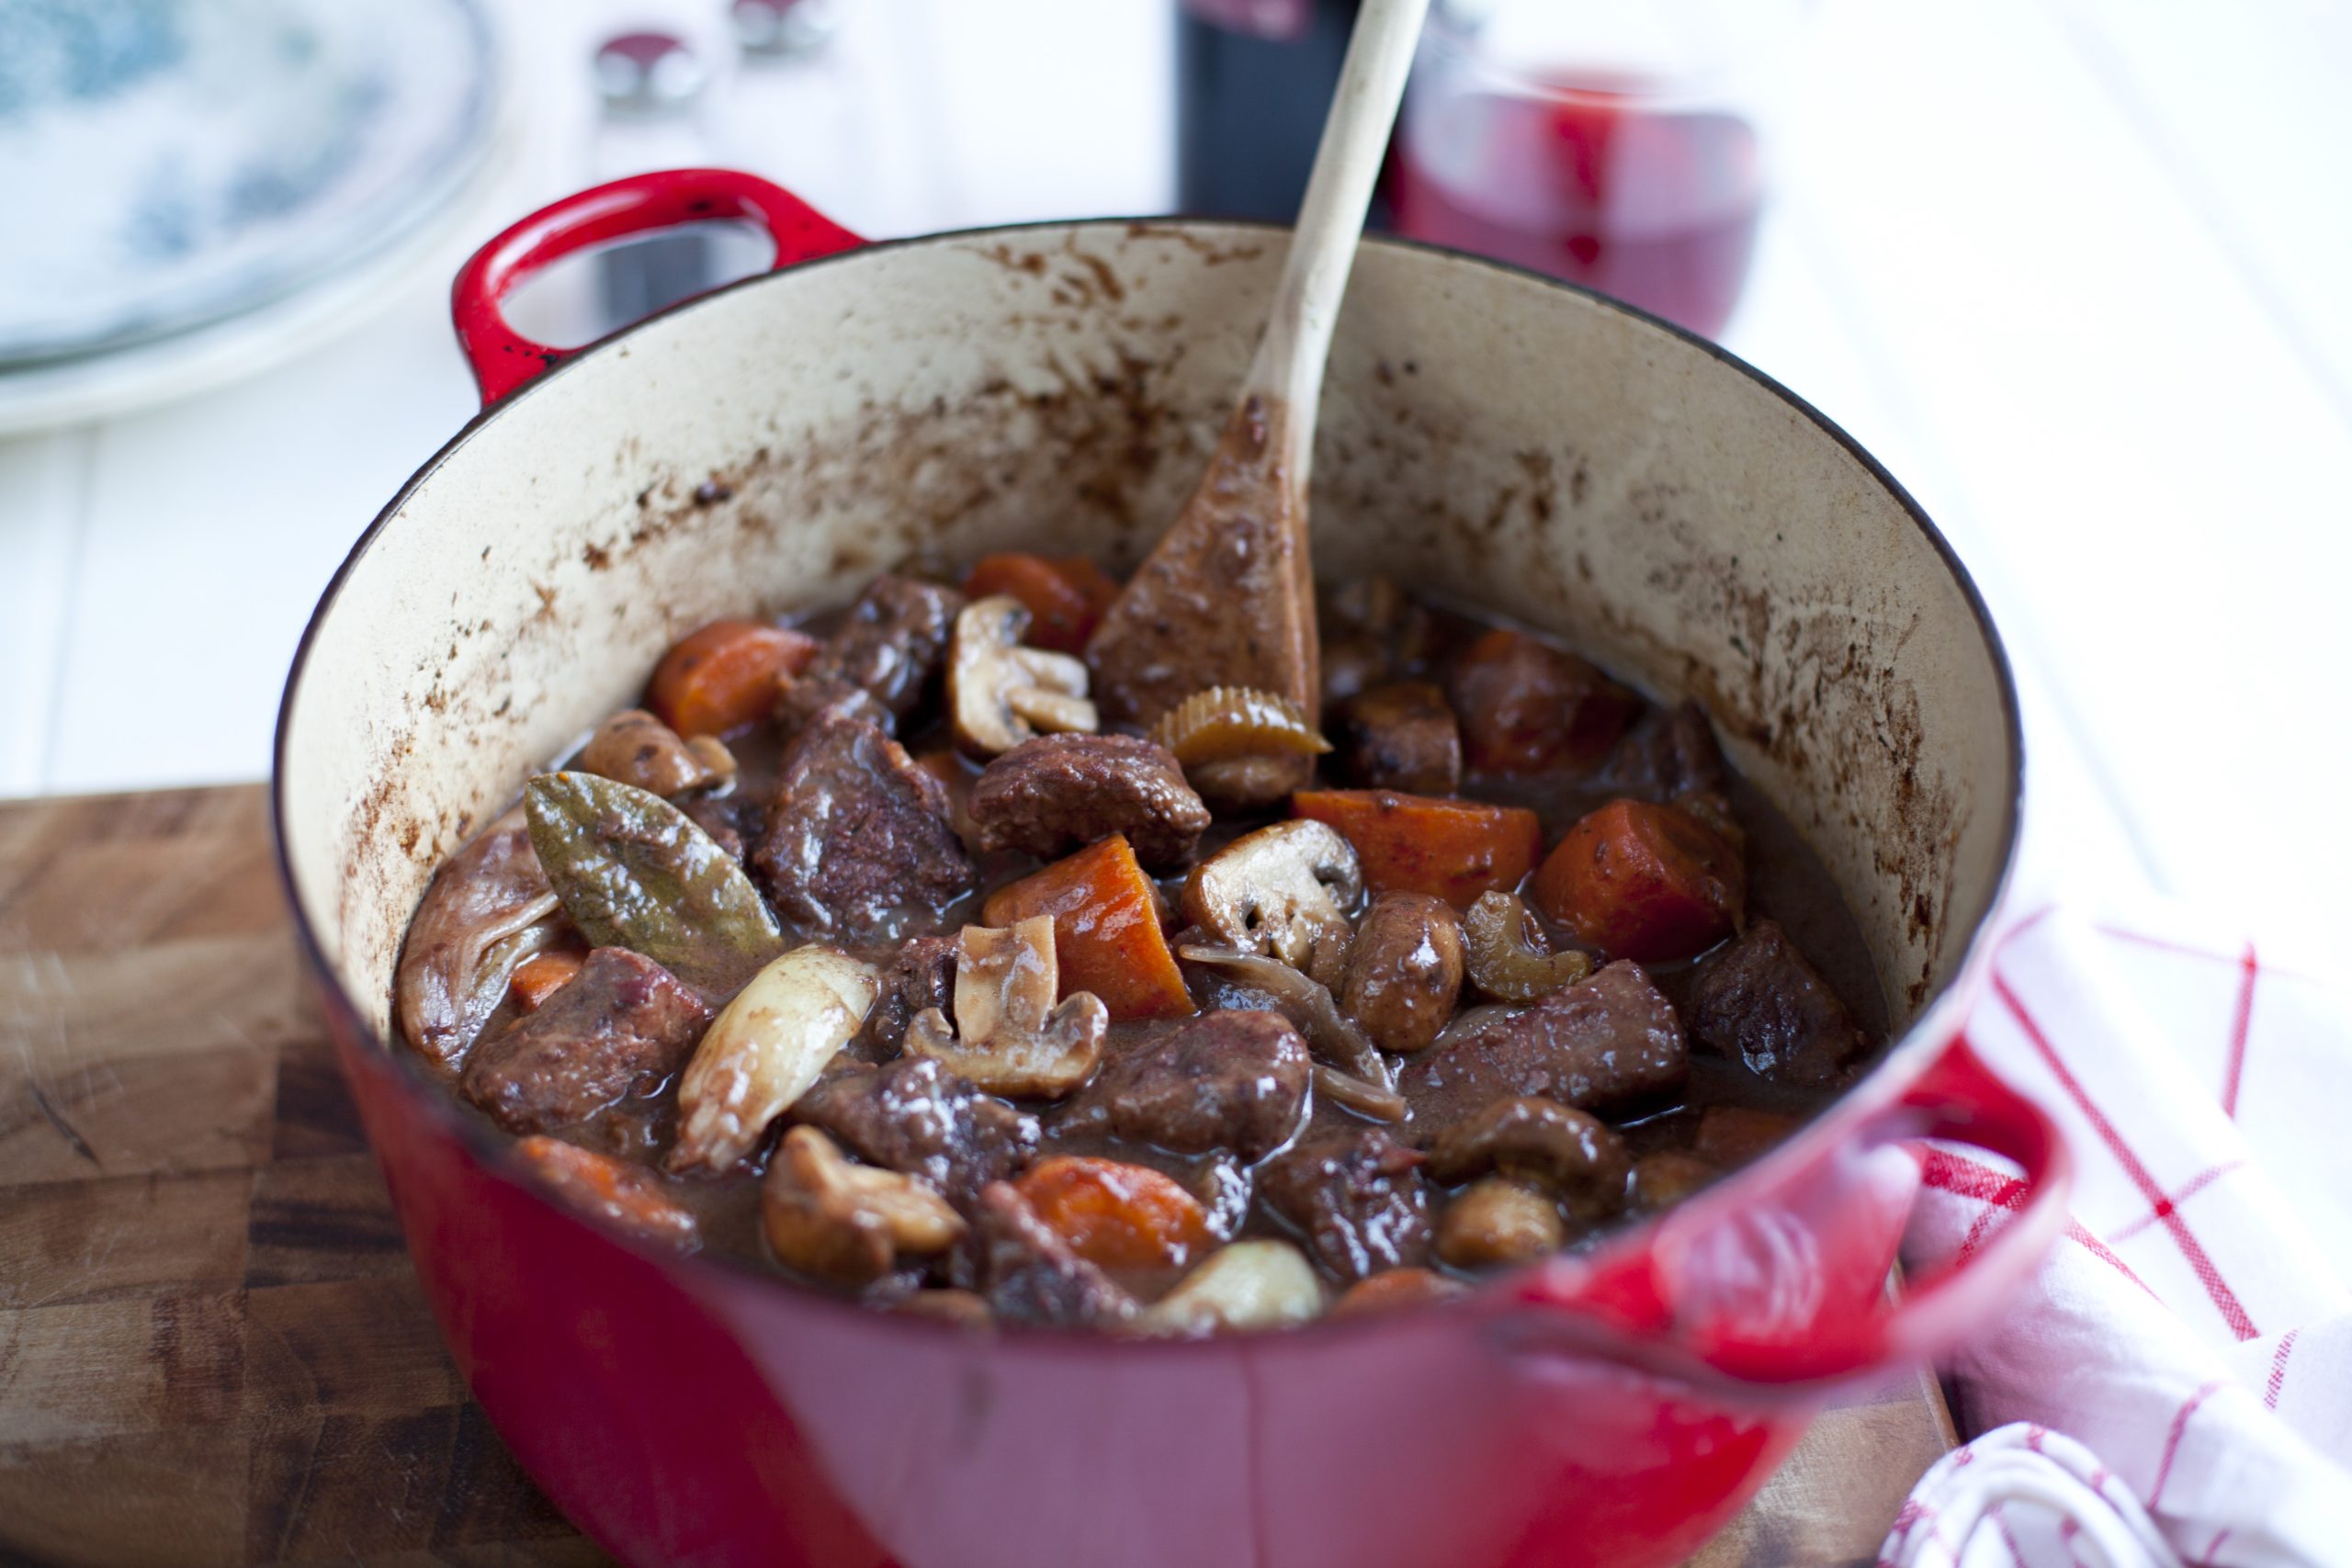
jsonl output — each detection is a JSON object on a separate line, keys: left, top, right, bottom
{"left": 1340, "top": 892, "right": 1465, "bottom": 1055}
{"left": 1428, "top": 1096, "right": 1634, "bottom": 1269}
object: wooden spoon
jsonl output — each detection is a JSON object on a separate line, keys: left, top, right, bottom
{"left": 1086, "top": 0, "right": 1433, "bottom": 804}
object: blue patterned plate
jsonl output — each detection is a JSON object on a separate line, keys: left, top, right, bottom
{"left": 0, "top": 0, "right": 499, "bottom": 366}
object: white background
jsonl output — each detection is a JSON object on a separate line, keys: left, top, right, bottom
{"left": 3, "top": 0, "right": 2346, "bottom": 943}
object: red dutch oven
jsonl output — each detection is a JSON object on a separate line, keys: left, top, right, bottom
{"left": 273, "top": 170, "right": 2065, "bottom": 1568}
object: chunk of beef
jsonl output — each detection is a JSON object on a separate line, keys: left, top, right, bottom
{"left": 461, "top": 948, "right": 712, "bottom": 1134}
{"left": 778, "top": 576, "right": 961, "bottom": 736}
{"left": 752, "top": 706, "right": 976, "bottom": 938}
{"left": 973, "top": 1182, "right": 1136, "bottom": 1328}
{"left": 853, "top": 935, "right": 958, "bottom": 1061}
{"left": 967, "top": 734, "right": 1211, "bottom": 868}
{"left": 1685, "top": 919, "right": 1867, "bottom": 1089}
{"left": 1606, "top": 699, "right": 1728, "bottom": 802}
{"left": 1400, "top": 960, "right": 1688, "bottom": 1137}
{"left": 792, "top": 1055, "right": 1039, "bottom": 1208}
{"left": 1058, "top": 1010, "right": 1310, "bottom": 1162}
{"left": 678, "top": 791, "right": 754, "bottom": 862}
{"left": 1259, "top": 1125, "right": 1434, "bottom": 1282}
{"left": 1341, "top": 682, "right": 1463, "bottom": 795}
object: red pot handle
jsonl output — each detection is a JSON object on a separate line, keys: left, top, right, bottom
{"left": 450, "top": 168, "right": 866, "bottom": 406}
{"left": 1495, "top": 1032, "right": 2070, "bottom": 1393}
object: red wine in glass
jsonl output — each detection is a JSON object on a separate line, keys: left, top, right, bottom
{"left": 1395, "top": 76, "right": 1762, "bottom": 339}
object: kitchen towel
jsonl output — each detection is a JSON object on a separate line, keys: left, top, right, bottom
{"left": 1883, "top": 904, "right": 2352, "bottom": 1567}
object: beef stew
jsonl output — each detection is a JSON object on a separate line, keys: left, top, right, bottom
{"left": 395, "top": 558, "right": 1885, "bottom": 1335}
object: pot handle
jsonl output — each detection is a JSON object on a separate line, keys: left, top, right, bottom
{"left": 450, "top": 168, "right": 866, "bottom": 406}
{"left": 1495, "top": 1033, "right": 2071, "bottom": 1393}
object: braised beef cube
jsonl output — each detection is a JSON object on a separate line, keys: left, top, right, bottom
{"left": 461, "top": 948, "right": 712, "bottom": 1134}
{"left": 1259, "top": 1125, "right": 1434, "bottom": 1282}
{"left": 968, "top": 734, "right": 1212, "bottom": 869}
{"left": 854, "top": 934, "right": 959, "bottom": 1061}
{"left": 1400, "top": 960, "right": 1687, "bottom": 1138}
{"left": 1341, "top": 682, "right": 1463, "bottom": 795}
{"left": 1606, "top": 700, "right": 1728, "bottom": 802}
{"left": 752, "top": 706, "right": 976, "bottom": 938}
{"left": 1686, "top": 919, "right": 1867, "bottom": 1089}
{"left": 974, "top": 1182, "right": 1137, "bottom": 1329}
{"left": 1059, "top": 1010, "right": 1310, "bottom": 1162}
{"left": 778, "top": 575, "right": 961, "bottom": 736}
{"left": 793, "top": 1055, "right": 1039, "bottom": 1208}
{"left": 679, "top": 791, "right": 754, "bottom": 862}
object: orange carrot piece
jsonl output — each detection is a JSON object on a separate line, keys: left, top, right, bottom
{"left": 1015, "top": 1156, "right": 1213, "bottom": 1272}
{"left": 1294, "top": 789, "right": 1543, "bottom": 907}
{"left": 648, "top": 620, "right": 818, "bottom": 739}
{"left": 509, "top": 951, "right": 585, "bottom": 1012}
{"left": 1447, "top": 628, "right": 1639, "bottom": 773}
{"left": 982, "top": 835, "right": 1193, "bottom": 1021}
{"left": 1329, "top": 1267, "right": 1468, "bottom": 1320}
{"left": 514, "top": 1135, "right": 698, "bottom": 1246}
{"left": 1532, "top": 798, "right": 1744, "bottom": 963}
{"left": 960, "top": 553, "right": 1118, "bottom": 655}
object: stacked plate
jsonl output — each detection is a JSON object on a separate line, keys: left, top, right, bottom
{"left": 0, "top": 0, "right": 507, "bottom": 433}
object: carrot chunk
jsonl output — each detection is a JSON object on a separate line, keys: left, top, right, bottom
{"left": 648, "top": 620, "right": 819, "bottom": 739}
{"left": 1532, "top": 798, "right": 1744, "bottom": 962}
{"left": 960, "top": 553, "right": 1119, "bottom": 655}
{"left": 509, "top": 951, "right": 585, "bottom": 1012}
{"left": 1294, "top": 789, "right": 1542, "bottom": 907}
{"left": 1015, "top": 1156, "right": 1213, "bottom": 1272}
{"left": 982, "top": 835, "right": 1193, "bottom": 1020}
{"left": 514, "top": 1135, "right": 697, "bottom": 1246}
{"left": 1447, "top": 628, "right": 1639, "bottom": 773}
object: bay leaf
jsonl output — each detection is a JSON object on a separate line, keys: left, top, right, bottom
{"left": 524, "top": 771, "right": 783, "bottom": 997}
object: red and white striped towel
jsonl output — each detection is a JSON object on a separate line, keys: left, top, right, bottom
{"left": 1883, "top": 905, "right": 2352, "bottom": 1567}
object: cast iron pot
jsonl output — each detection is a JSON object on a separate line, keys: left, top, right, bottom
{"left": 273, "top": 170, "right": 2067, "bottom": 1568}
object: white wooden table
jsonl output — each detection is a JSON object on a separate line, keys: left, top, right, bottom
{"left": 5, "top": 0, "right": 2346, "bottom": 946}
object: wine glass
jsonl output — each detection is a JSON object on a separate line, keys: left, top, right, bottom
{"left": 1393, "top": 0, "right": 1807, "bottom": 338}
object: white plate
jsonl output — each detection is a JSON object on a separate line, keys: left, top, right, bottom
{"left": 0, "top": 0, "right": 501, "bottom": 366}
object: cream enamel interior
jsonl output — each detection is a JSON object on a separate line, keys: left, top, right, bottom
{"left": 278, "top": 222, "right": 2015, "bottom": 1047}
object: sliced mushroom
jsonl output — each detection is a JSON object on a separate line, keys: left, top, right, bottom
{"left": 1463, "top": 891, "right": 1594, "bottom": 1002}
{"left": 673, "top": 946, "right": 880, "bottom": 1173}
{"left": 1181, "top": 819, "right": 1361, "bottom": 983}
{"left": 763, "top": 1125, "right": 967, "bottom": 1286}
{"left": 905, "top": 915, "right": 1109, "bottom": 1098}
{"left": 576, "top": 708, "right": 725, "bottom": 797}
{"left": 1436, "top": 1178, "right": 1565, "bottom": 1269}
{"left": 1139, "top": 1240, "right": 1324, "bottom": 1336}
{"left": 1311, "top": 1063, "right": 1409, "bottom": 1123}
{"left": 1426, "top": 1095, "right": 1632, "bottom": 1224}
{"left": 947, "top": 595, "right": 1100, "bottom": 758}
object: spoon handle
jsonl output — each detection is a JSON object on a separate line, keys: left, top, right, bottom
{"left": 1247, "top": 0, "right": 1434, "bottom": 448}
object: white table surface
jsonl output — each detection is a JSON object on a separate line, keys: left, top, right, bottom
{"left": 5, "top": 0, "right": 2346, "bottom": 947}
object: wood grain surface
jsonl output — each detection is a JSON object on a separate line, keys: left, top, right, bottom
{"left": 0, "top": 784, "right": 1953, "bottom": 1568}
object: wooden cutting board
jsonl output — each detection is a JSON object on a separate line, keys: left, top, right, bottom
{"left": 0, "top": 784, "right": 1955, "bottom": 1568}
